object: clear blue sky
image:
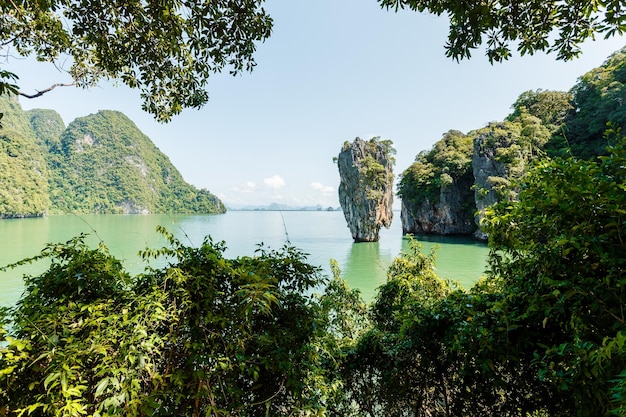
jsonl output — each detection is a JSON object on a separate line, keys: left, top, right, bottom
{"left": 7, "top": 0, "right": 626, "bottom": 208}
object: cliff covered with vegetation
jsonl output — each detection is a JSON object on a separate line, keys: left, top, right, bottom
{"left": 398, "top": 47, "right": 626, "bottom": 238}
{"left": 337, "top": 137, "right": 395, "bottom": 242}
{"left": 0, "top": 96, "right": 225, "bottom": 217}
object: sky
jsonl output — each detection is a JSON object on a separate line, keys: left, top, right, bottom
{"left": 5, "top": 0, "right": 626, "bottom": 209}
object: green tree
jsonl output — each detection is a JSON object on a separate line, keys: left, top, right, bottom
{"left": 556, "top": 47, "right": 626, "bottom": 158}
{"left": 507, "top": 89, "right": 574, "bottom": 131}
{"left": 481, "top": 135, "right": 626, "bottom": 416}
{"left": 380, "top": 0, "right": 626, "bottom": 62}
{"left": 0, "top": 227, "right": 366, "bottom": 416}
{"left": 342, "top": 239, "right": 464, "bottom": 416}
{"left": 398, "top": 129, "right": 473, "bottom": 205}
{"left": 341, "top": 133, "right": 626, "bottom": 416}
{"left": 1, "top": 0, "right": 272, "bottom": 122}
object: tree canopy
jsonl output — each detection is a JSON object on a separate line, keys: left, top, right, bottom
{"left": 380, "top": 0, "right": 626, "bottom": 62}
{"left": 0, "top": 0, "right": 272, "bottom": 122}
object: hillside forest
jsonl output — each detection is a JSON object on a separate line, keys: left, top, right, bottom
{"left": 0, "top": 49, "right": 625, "bottom": 416}
{"left": 0, "top": 96, "right": 225, "bottom": 218}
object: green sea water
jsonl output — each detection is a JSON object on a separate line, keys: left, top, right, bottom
{"left": 0, "top": 211, "right": 488, "bottom": 306}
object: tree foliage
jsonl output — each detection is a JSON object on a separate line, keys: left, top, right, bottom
{"left": 481, "top": 134, "right": 626, "bottom": 416}
{"left": 337, "top": 135, "right": 626, "bottom": 416}
{"left": 398, "top": 129, "right": 473, "bottom": 205}
{"left": 0, "top": 95, "right": 50, "bottom": 217}
{"left": 380, "top": 0, "right": 626, "bottom": 62}
{"left": 507, "top": 89, "right": 574, "bottom": 131}
{"left": 554, "top": 47, "right": 626, "bottom": 158}
{"left": 1, "top": 227, "right": 366, "bottom": 416}
{"left": 2, "top": 136, "right": 626, "bottom": 415}
{"left": 1, "top": 0, "right": 273, "bottom": 122}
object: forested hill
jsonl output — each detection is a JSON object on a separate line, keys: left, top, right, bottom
{"left": 0, "top": 96, "right": 225, "bottom": 217}
{"left": 398, "top": 46, "right": 626, "bottom": 238}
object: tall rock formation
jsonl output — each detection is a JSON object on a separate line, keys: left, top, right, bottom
{"left": 400, "top": 175, "right": 475, "bottom": 235}
{"left": 337, "top": 137, "right": 395, "bottom": 242}
{"left": 399, "top": 118, "right": 551, "bottom": 240}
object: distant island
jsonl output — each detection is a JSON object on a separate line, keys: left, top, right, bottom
{"left": 228, "top": 203, "right": 340, "bottom": 212}
{"left": 0, "top": 96, "right": 225, "bottom": 218}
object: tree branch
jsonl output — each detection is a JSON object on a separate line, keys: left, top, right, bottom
{"left": 18, "top": 82, "right": 75, "bottom": 99}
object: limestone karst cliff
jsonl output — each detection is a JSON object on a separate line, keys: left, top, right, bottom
{"left": 337, "top": 137, "right": 395, "bottom": 242}
{"left": 0, "top": 96, "right": 225, "bottom": 216}
{"left": 471, "top": 122, "right": 527, "bottom": 239}
{"left": 399, "top": 110, "right": 554, "bottom": 240}
{"left": 396, "top": 50, "right": 626, "bottom": 240}
{"left": 400, "top": 175, "right": 475, "bottom": 235}
{"left": 0, "top": 96, "right": 50, "bottom": 218}
{"left": 398, "top": 130, "right": 476, "bottom": 236}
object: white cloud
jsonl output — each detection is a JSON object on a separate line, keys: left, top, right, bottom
{"left": 310, "top": 182, "right": 334, "bottom": 194}
{"left": 233, "top": 181, "right": 256, "bottom": 193}
{"left": 264, "top": 175, "right": 286, "bottom": 189}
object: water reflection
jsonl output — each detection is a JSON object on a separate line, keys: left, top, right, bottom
{"left": 341, "top": 241, "right": 391, "bottom": 303}
{"left": 403, "top": 234, "right": 489, "bottom": 288}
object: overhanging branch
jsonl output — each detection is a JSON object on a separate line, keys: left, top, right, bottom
{"left": 19, "top": 82, "right": 75, "bottom": 99}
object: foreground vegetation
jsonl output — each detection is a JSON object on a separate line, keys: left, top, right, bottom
{"left": 1, "top": 135, "right": 625, "bottom": 416}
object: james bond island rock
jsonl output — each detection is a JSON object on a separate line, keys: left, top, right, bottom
{"left": 398, "top": 130, "right": 476, "bottom": 235}
{"left": 337, "top": 137, "right": 395, "bottom": 242}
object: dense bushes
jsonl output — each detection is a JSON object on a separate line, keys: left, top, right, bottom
{"left": 0, "top": 228, "right": 363, "bottom": 416}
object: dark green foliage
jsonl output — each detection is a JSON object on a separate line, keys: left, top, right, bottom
{"left": 555, "top": 47, "right": 626, "bottom": 159}
{"left": 342, "top": 239, "right": 457, "bottom": 416}
{"left": 507, "top": 89, "right": 574, "bottom": 131}
{"left": 380, "top": 0, "right": 625, "bottom": 62}
{"left": 2, "top": 138, "right": 625, "bottom": 415}
{"left": 344, "top": 136, "right": 626, "bottom": 416}
{"left": 1, "top": 227, "right": 363, "bottom": 416}
{"left": 1, "top": 0, "right": 272, "bottom": 122}
{"left": 481, "top": 136, "right": 626, "bottom": 416}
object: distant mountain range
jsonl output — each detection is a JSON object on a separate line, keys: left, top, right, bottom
{"left": 228, "top": 203, "right": 341, "bottom": 211}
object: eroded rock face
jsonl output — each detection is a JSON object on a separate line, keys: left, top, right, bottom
{"left": 337, "top": 137, "right": 394, "bottom": 242}
{"left": 400, "top": 172, "right": 475, "bottom": 235}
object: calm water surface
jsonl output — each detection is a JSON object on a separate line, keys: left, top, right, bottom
{"left": 0, "top": 211, "right": 489, "bottom": 306}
